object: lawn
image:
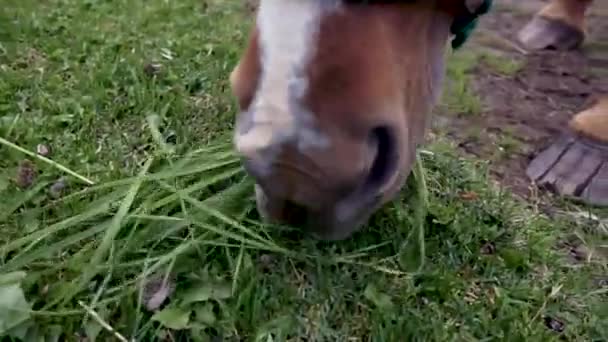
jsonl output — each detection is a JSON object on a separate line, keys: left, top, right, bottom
{"left": 1, "top": 0, "right": 607, "bottom": 340}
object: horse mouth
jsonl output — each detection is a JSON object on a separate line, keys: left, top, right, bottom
{"left": 245, "top": 126, "right": 404, "bottom": 240}
{"left": 254, "top": 183, "right": 380, "bottom": 241}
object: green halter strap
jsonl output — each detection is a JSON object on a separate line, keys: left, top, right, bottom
{"left": 450, "top": 0, "right": 493, "bottom": 49}
{"left": 344, "top": 0, "right": 494, "bottom": 49}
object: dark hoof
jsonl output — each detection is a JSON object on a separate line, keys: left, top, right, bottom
{"left": 527, "top": 133, "right": 608, "bottom": 206}
{"left": 517, "top": 15, "right": 585, "bottom": 51}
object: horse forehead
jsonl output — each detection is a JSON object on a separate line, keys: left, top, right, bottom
{"left": 257, "top": 0, "right": 341, "bottom": 56}
{"left": 235, "top": 0, "right": 341, "bottom": 156}
{"left": 255, "top": 0, "right": 338, "bottom": 106}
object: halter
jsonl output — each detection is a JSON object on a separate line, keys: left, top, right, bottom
{"left": 343, "top": 0, "right": 493, "bottom": 49}
{"left": 449, "top": 0, "right": 492, "bottom": 49}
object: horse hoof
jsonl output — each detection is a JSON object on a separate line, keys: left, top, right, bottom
{"left": 517, "top": 15, "right": 584, "bottom": 51}
{"left": 527, "top": 133, "right": 608, "bottom": 206}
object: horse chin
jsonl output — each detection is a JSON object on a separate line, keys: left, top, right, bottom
{"left": 253, "top": 175, "right": 406, "bottom": 241}
{"left": 311, "top": 166, "right": 409, "bottom": 240}
{"left": 254, "top": 183, "right": 377, "bottom": 241}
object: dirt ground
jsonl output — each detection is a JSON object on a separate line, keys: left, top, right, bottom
{"left": 434, "top": 0, "right": 608, "bottom": 199}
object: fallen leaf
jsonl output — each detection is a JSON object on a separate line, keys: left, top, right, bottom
{"left": 160, "top": 48, "right": 174, "bottom": 61}
{"left": 0, "top": 272, "right": 26, "bottom": 286}
{"left": 363, "top": 283, "right": 394, "bottom": 310}
{"left": 155, "top": 330, "right": 173, "bottom": 341}
{"left": 151, "top": 307, "right": 191, "bottom": 330}
{"left": 193, "top": 302, "right": 216, "bottom": 325}
{"left": 500, "top": 248, "right": 528, "bottom": 271}
{"left": 549, "top": 284, "right": 563, "bottom": 298}
{"left": 0, "top": 272, "right": 32, "bottom": 336}
{"left": 459, "top": 191, "right": 479, "bottom": 201}
{"left": 180, "top": 281, "right": 232, "bottom": 306}
{"left": 5, "top": 321, "right": 33, "bottom": 341}
{"left": 15, "top": 160, "right": 36, "bottom": 189}
{"left": 0, "top": 173, "right": 9, "bottom": 192}
{"left": 84, "top": 305, "right": 107, "bottom": 341}
{"left": 21, "top": 210, "right": 40, "bottom": 233}
{"left": 44, "top": 325, "right": 62, "bottom": 342}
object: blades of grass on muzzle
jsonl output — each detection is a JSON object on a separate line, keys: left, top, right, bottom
{"left": 398, "top": 152, "right": 428, "bottom": 273}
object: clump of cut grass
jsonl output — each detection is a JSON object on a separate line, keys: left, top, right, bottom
{"left": 2, "top": 134, "right": 608, "bottom": 340}
{"left": 0, "top": 130, "right": 430, "bottom": 340}
{"left": 0, "top": 135, "right": 263, "bottom": 338}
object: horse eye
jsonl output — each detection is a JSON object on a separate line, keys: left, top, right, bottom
{"left": 363, "top": 126, "right": 399, "bottom": 193}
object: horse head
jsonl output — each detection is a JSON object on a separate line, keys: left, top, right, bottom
{"left": 230, "top": 0, "right": 488, "bottom": 240}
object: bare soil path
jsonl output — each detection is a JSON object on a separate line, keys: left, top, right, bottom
{"left": 434, "top": 0, "right": 608, "bottom": 200}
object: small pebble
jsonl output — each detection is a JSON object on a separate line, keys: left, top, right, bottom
{"left": 568, "top": 244, "right": 590, "bottom": 262}
{"left": 143, "top": 63, "right": 162, "bottom": 77}
{"left": 41, "top": 284, "right": 49, "bottom": 296}
{"left": 142, "top": 273, "right": 176, "bottom": 311}
{"left": 595, "top": 277, "right": 608, "bottom": 287}
{"left": 36, "top": 143, "right": 51, "bottom": 157}
{"left": 544, "top": 316, "right": 565, "bottom": 333}
{"left": 258, "top": 254, "right": 274, "bottom": 271}
{"left": 480, "top": 241, "right": 496, "bottom": 255}
{"left": 49, "top": 178, "right": 67, "bottom": 198}
{"left": 164, "top": 130, "right": 177, "bottom": 145}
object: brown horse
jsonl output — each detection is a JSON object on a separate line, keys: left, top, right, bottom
{"left": 230, "top": 0, "right": 607, "bottom": 240}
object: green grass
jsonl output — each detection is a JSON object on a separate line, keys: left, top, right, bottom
{"left": 479, "top": 51, "right": 525, "bottom": 76}
{"left": 442, "top": 50, "right": 484, "bottom": 116}
{"left": 1, "top": 0, "right": 607, "bottom": 340}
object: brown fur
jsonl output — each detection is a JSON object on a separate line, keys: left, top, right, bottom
{"left": 230, "top": 28, "right": 261, "bottom": 111}
{"left": 300, "top": 4, "right": 452, "bottom": 202}
{"left": 230, "top": 1, "right": 464, "bottom": 239}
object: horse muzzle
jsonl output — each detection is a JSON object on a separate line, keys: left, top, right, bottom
{"left": 239, "top": 125, "right": 404, "bottom": 240}
{"left": 253, "top": 182, "right": 383, "bottom": 241}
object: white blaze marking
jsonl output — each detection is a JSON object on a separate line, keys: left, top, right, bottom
{"left": 235, "top": 0, "right": 337, "bottom": 156}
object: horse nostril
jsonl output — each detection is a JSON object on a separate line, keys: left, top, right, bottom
{"left": 282, "top": 200, "right": 309, "bottom": 227}
{"left": 363, "top": 126, "right": 399, "bottom": 193}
